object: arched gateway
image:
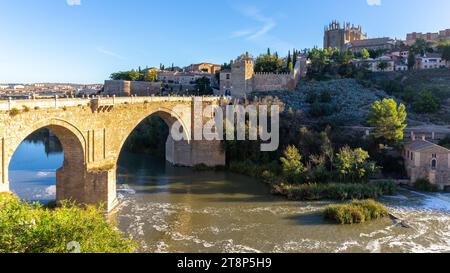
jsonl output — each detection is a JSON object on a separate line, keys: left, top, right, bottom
{"left": 0, "top": 96, "right": 225, "bottom": 211}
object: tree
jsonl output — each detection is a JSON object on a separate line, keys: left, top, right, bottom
{"left": 367, "top": 98, "right": 407, "bottom": 144}
{"left": 377, "top": 61, "right": 389, "bottom": 71}
{"left": 194, "top": 77, "right": 213, "bottom": 95}
{"left": 411, "top": 38, "right": 433, "bottom": 56}
{"left": 144, "top": 68, "right": 158, "bottom": 82}
{"left": 442, "top": 45, "right": 450, "bottom": 66}
{"left": 361, "top": 48, "right": 370, "bottom": 59}
{"left": 413, "top": 91, "right": 441, "bottom": 114}
{"left": 334, "top": 146, "right": 377, "bottom": 183}
{"left": 110, "top": 70, "right": 141, "bottom": 81}
{"left": 408, "top": 52, "right": 416, "bottom": 70}
{"left": 280, "top": 145, "right": 306, "bottom": 183}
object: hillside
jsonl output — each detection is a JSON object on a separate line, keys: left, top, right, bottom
{"left": 253, "top": 69, "right": 450, "bottom": 127}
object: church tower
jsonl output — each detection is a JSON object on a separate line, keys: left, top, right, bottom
{"left": 324, "top": 20, "right": 367, "bottom": 51}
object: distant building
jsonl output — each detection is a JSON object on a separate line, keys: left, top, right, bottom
{"left": 404, "top": 136, "right": 450, "bottom": 190}
{"left": 415, "top": 53, "right": 447, "bottom": 70}
{"left": 12, "top": 85, "right": 25, "bottom": 90}
{"left": 219, "top": 54, "right": 305, "bottom": 98}
{"left": 406, "top": 28, "right": 450, "bottom": 45}
{"left": 157, "top": 71, "right": 213, "bottom": 85}
{"left": 185, "top": 63, "right": 222, "bottom": 74}
{"left": 324, "top": 21, "right": 367, "bottom": 51}
{"left": 353, "top": 56, "right": 395, "bottom": 72}
{"left": 347, "top": 37, "right": 397, "bottom": 52}
{"left": 103, "top": 80, "right": 161, "bottom": 97}
{"left": 0, "top": 85, "right": 9, "bottom": 90}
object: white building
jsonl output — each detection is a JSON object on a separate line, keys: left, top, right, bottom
{"left": 416, "top": 53, "right": 447, "bottom": 70}
{"left": 354, "top": 56, "right": 395, "bottom": 72}
{"left": 12, "top": 85, "right": 25, "bottom": 90}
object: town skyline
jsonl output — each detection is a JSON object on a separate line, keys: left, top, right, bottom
{"left": 1, "top": 0, "right": 450, "bottom": 84}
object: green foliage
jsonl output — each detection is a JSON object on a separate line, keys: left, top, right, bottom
{"left": 229, "top": 161, "right": 280, "bottom": 184}
{"left": 254, "top": 48, "right": 287, "bottom": 73}
{"left": 280, "top": 145, "right": 306, "bottom": 183}
{"left": 439, "top": 135, "right": 450, "bottom": 149}
{"left": 361, "top": 48, "right": 370, "bottom": 59}
{"left": 412, "top": 90, "right": 441, "bottom": 114}
{"left": 194, "top": 77, "right": 213, "bottom": 95}
{"left": 408, "top": 52, "right": 416, "bottom": 70}
{"left": 0, "top": 193, "right": 137, "bottom": 253}
{"left": 324, "top": 199, "right": 389, "bottom": 224}
{"left": 122, "top": 116, "right": 169, "bottom": 157}
{"left": 334, "top": 146, "right": 378, "bottom": 183}
{"left": 442, "top": 46, "right": 450, "bottom": 62}
{"left": 367, "top": 98, "right": 407, "bottom": 144}
{"left": 410, "top": 38, "right": 434, "bottom": 56}
{"left": 272, "top": 181, "right": 397, "bottom": 201}
{"left": 414, "top": 178, "right": 439, "bottom": 192}
{"left": 110, "top": 69, "right": 141, "bottom": 81}
{"left": 143, "top": 68, "right": 158, "bottom": 82}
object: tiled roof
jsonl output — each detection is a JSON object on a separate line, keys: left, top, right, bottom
{"left": 407, "top": 139, "right": 450, "bottom": 152}
{"left": 348, "top": 37, "right": 394, "bottom": 47}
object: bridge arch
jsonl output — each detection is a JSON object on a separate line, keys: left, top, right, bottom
{"left": 115, "top": 107, "right": 191, "bottom": 165}
{"left": 6, "top": 119, "right": 87, "bottom": 204}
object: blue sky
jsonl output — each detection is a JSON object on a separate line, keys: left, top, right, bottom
{"left": 1, "top": 0, "right": 449, "bottom": 84}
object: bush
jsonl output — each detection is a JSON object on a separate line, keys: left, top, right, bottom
{"left": 414, "top": 178, "right": 439, "bottom": 192}
{"left": 0, "top": 193, "right": 137, "bottom": 253}
{"left": 413, "top": 91, "right": 441, "bottom": 114}
{"left": 324, "top": 199, "right": 389, "bottom": 224}
{"left": 271, "top": 181, "right": 397, "bottom": 201}
{"left": 22, "top": 105, "right": 30, "bottom": 112}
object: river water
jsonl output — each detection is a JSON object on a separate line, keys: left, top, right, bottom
{"left": 9, "top": 139, "right": 450, "bottom": 253}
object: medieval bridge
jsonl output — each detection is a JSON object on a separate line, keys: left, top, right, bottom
{"left": 0, "top": 96, "right": 225, "bottom": 211}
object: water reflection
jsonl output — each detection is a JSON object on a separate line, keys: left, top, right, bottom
{"left": 8, "top": 135, "right": 450, "bottom": 253}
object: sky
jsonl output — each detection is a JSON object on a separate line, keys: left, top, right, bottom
{"left": 1, "top": 0, "right": 450, "bottom": 84}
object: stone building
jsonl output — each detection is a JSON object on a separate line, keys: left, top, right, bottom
{"left": 103, "top": 80, "right": 161, "bottom": 96}
{"left": 219, "top": 54, "right": 305, "bottom": 98}
{"left": 404, "top": 136, "right": 450, "bottom": 190}
{"left": 323, "top": 21, "right": 367, "bottom": 51}
{"left": 346, "top": 37, "right": 397, "bottom": 53}
{"left": 406, "top": 28, "right": 450, "bottom": 45}
{"left": 186, "top": 63, "right": 222, "bottom": 74}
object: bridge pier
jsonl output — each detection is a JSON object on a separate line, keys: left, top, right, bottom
{"left": 57, "top": 165, "right": 117, "bottom": 211}
{"left": 166, "top": 135, "right": 225, "bottom": 167}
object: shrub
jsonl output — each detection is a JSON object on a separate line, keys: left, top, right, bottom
{"left": 324, "top": 199, "right": 389, "bottom": 224}
{"left": 34, "top": 106, "right": 41, "bottom": 110}
{"left": 271, "top": 181, "right": 397, "bottom": 201}
{"left": 193, "top": 164, "right": 213, "bottom": 172}
{"left": 413, "top": 91, "right": 441, "bottom": 114}
{"left": 0, "top": 194, "right": 137, "bottom": 253}
{"left": 414, "top": 178, "right": 439, "bottom": 192}
{"left": 22, "top": 105, "right": 30, "bottom": 112}
{"left": 9, "top": 108, "right": 20, "bottom": 117}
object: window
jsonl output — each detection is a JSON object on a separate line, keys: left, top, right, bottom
{"left": 226, "top": 74, "right": 230, "bottom": 80}
{"left": 431, "top": 159, "right": 437, "bottom": 170}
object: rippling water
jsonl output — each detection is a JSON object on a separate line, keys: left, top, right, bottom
{"left": 9, "top": 141, "right": 450, "bottom": 253}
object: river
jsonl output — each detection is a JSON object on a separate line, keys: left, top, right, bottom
{"left": 9, "top": 139, "right": 450, "bottom": 253}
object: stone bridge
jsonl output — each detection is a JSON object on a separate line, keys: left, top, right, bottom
{"left": 0, "top": 96, "right": 225, "bottom": 211}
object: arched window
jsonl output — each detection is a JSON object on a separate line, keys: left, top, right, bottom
{"left": 431, "top": 159, "right": 437, "bottom": 170}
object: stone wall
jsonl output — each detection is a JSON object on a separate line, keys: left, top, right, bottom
{"left": 103, "top": 80, "right": 160, "bottom": 97}
{"left": 252, "top": 72, "right": 290, "bottom": 92}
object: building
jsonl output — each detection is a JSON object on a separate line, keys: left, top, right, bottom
{"left": 415, "top": 53, "right": 446, "bottom": 70}
{"left": 347, "top": 37, "right": 397, "bottom": 52}
{"left": 404, "top": 136, "right": 450, "bottom": 190}
{"left": 406, "top": 28, "right": 450, "bottom": 45}
{"left": 157, "top": 71, "right": 213, "bottom": 85}
{"left": 185, "top": 63, "right": 222, "bottom": 74}
{"left": 103, "top": 80, "right": 161, "bottom": 96}
{"left": 324, "top": 21, "right": 367, "bottom": 51}
{"left": 353, "top": 56, "right": 395, "bottom": 72}
{"left": 219, "top": 54, "right": 304, "bottom": 98}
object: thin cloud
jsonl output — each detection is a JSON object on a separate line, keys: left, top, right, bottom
{"left": 367, "top": 0, "right": 381, "bottom": 6}
{"left": 96, "top": 47, "right": 126, "bottom": 60}
{"left": 230, "top": 5, "right": 293, "bottom": 53}
{"left": 66, "top": 0, "right": 81, "bottom": 6}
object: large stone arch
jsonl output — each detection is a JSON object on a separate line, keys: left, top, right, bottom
{"left": 5, "top": 118, "right": 88, "bottom": 205}
{"left": 114, "top": 107, "right": 192, "bottom": 166}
